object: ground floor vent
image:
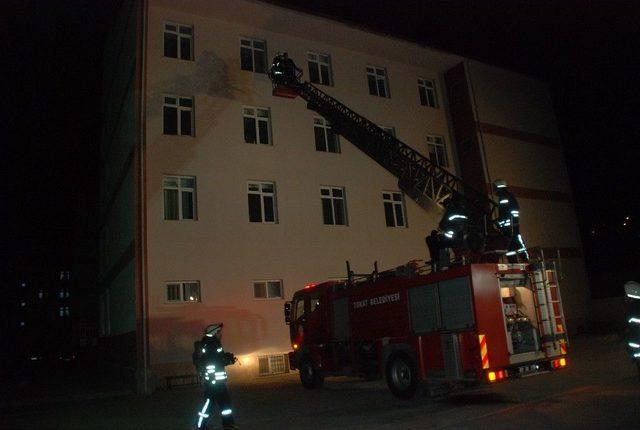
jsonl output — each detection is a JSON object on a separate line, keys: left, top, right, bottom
{"left": 258, "top": 354, "right": 290, "bottom": 376}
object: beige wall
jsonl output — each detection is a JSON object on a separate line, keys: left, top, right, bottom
{"left": 144, "top": 0, "right": 462, "bottom": 371}
{"left": 467, "top": 60, "right": 589, "bottom": 329}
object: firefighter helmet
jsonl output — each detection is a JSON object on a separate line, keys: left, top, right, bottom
{"left": 494, "top": 179, "right": 507, "bottom": 189}
{"left": 204, "top": 323, "right": 223, "bottom": 337}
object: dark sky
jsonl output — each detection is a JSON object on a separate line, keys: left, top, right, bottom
{"left": 3, "top": 0, "right": 639, "bottom": 294}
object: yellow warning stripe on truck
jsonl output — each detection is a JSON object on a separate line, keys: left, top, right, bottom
{"left": 479, "top": 334, "right": 490, "bottom": 369}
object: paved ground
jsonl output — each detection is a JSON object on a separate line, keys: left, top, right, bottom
{"left": 2, "top": 333, "right": 639, "bottom": 429}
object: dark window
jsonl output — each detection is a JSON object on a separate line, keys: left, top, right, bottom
{"left": 240, "top": 38, "right": 266, "bottom": 73}
{"left": 163, "top": 96, "right": 193, "bottom": 136}
{"left": 313, "top": 118, "right": 340, "bottom": 153}
{"left": 248, "top": 182, "right": 277, "bottom": 223}
{"left": 383, "top": 192, "right": 406, "bottom": 227}
{"left": 164, "top": 23, "right": 193, "bottom": 60}
{"left": 418, "top": 78, "right": 438, "bottom": 108}
{"left": 367, "top": 66, "right": 389, "bottom": 97}
{"left": 307, "top": 52, "right": 332, "bottom": 85}
{"left": 243, "top": 107, "right": 270, "bottom": 145}
{"left": 321, "top": 186, "right": 346, "bottom": 225}
{"left": 427, "top": 135, "right": 448, "bottom": 167}
{"left": 163, "top": 176, "right": 196, "bottom": 220}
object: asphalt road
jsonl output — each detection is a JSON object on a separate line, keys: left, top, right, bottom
{"left": 3, "top": 334, "right": 639, "bottom": 429}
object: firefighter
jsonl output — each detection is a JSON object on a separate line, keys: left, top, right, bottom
{"left": 192, "top": 323, "right": 238, "bottom": 430}
{"left": 426, "top": 230, "right": 449, "bottom": 271}
{"left": 438, "top": 195, "right": 470, "bottom": 258}
{"left": 624, "top": 281, "right": 640, "bottom": 379}
{"left": 494, "top": 179, "right": 528, "bottom": 263}
{"left": 270, "top": 52, "right": 301, "bottom": 86}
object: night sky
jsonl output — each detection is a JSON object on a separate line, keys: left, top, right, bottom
{"left": 3, "top": 0, "right": 639, "bottom": 296}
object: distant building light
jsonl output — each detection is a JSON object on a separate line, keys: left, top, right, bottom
{"left": 20, "top": 282, "right": 26, "bottom": 288}
{"left": 19, "top": 321, "right": 25, "bottom": 327}
{"left": 20, "top": 302, "right": 26, "bottom": 307}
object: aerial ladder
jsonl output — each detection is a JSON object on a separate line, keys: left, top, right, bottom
{"left": 268, "top": 56, "right": 509, "bottom": 261}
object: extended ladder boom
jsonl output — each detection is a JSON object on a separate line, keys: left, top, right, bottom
{"left": 270, "top": 67, "right": 505, "bottom": 253}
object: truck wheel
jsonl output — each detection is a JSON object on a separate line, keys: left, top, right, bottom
{"left": 299, "top": 357, "right": 324, "bottom": 389}
{"left": 385, "top": 352, "right": 419, "bottom": 399}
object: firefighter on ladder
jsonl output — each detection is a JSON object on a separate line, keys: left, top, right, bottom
{"left": 494, "top": 179, "right": 529, "bottom": 263}
{"left": 438, "top": 194, "right": 470, "bottom": 261}
{"left": 192, "top": 323, "right": 238, "bottom": 430}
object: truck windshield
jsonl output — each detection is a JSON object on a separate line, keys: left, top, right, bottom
{"left": 294, "top": 298, "right": 305, "bottom": 321}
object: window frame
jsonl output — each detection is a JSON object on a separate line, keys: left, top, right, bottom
{"left": 313, "top": 117, "right": 340, "bottom": 153}
{"left": 307, "top": 51, "right": 333, "bottom": 86}
{"left": 252, "top": 280, "right": 284, "bottom": 300}
{"left": 426, "top": 135, "right": 448, "bottom": 167}
{"left": 418, "top": 78, "right": 438, "bottom": 108}
{"left": 240, "top": 37, "right": 267, "bottom": 73}
{"left": 163, "top": 22, "right": 194, "bottom": 61}
{"left": 320, "top": 185, "right": 348, "bottom": 226}
{"left": 163, "top": 95, "right": 195, "bottom": 136}
{"left": 164, "top": 281, "right": 202, "bottom": 304}
{"left": 366, "top": 65, "right": 390, "bottom": 98}
{"left": 242, "top": 106, "right": 272, "bottom": 145}
{"left": 163, "top": 175, "right": 197, "bottom": 221}
{"left": 382, "top": 191, "right": 407, "bottom": 228}
{"left": 247, "top": 180, "right": 278, "bottom": 224}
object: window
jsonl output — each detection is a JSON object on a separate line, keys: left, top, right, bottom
{"left": 163, "top": 175, "right": 196, "bottom": 220}
{"left": 164, "top": 22, "right": 193, "bottom": 60}
{"left": 59, "top": 306, "right": 70, "bottom": 317}
{"left": 307, "top": 52, "right": 332, "bottom": 85}
{"left": 59, "top": 271, "right": 70, "bottom": 280}
{"left": 240, "top": 37, "right": 267, "bottom": 73}
{"left": 59, "top": 289, "right": 70, "bottom": 298}
{"left": 314, "top": 118, "right": 340, "bottom": 153}
{"left": 380, "top": 126, "right": 396, "bottom": 138}
{"left": 383, "top": 192, "right": 407, "bottom": 227}
{"left": 258, "top": 354, "right": 290, "bottom": 376}
{"left": 426, "top": 135, "right": 448, "bottom": 167}
{"left": 253, "top": 280, "right": 283, "bottom": 299}
{"left": 366, "top": 66, "right": 389, "bottom": 97}
{"left": 165, "top": 281, "right": 201, "bottom": 303}
{"left": 163, "top": 96, "right": 194, "bottom": 136}
{"left": 247, "top": 181, "right": 277, "bottom": 223}
{"left": 418, "top": 78, "right": 438, "bottom": 108}
{"left": 243, "top": 107, "right": 271, "bottom": 145}
{"left": 321, "top": 186, "right": 347, "bottom": 225}
{"left": 37, "top": 289, "right": 44, "bottom": 299}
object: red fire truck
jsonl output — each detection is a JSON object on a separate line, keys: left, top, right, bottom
{"left": 284, "top": 260, "right": 568, "bottom": 399}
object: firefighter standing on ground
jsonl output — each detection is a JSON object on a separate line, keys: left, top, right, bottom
{"left": 494, "top": 179, "right": 528, "bottom": 262}
{"left": 624, "top": 281, "right": 640, "bottom": 380}
{"left": 192, "top": 323, "right": 238, "bottom": 430}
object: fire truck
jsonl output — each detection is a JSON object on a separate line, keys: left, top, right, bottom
{"left": 284, "top": 259, "right": 567, "bottom": 398}
{"left": 269, "top": 56, "right": 569, "bottom": 398}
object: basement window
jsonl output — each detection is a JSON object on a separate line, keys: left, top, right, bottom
{"left": 253, "top": 280, "right": 283, "bottom": 299}
{"left": 258, "top": 354, "right": 290, "bottom": 376}
{"left": 165, "top": 281, "right": 201, "bottom": 303}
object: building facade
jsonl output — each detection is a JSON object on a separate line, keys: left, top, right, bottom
{"left": 100, "top": 0, "right": 589, "bottom": 392}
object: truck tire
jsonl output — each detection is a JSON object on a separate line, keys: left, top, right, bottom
{"left": 385, "top": 351, "right": 420, "bottom": 399}
{"left": 299, "top": 357, "right": 324, "bottom": 389}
